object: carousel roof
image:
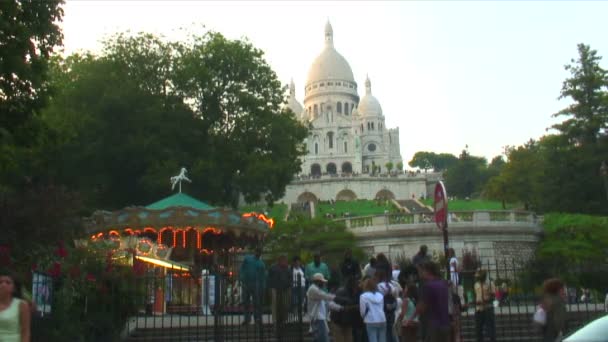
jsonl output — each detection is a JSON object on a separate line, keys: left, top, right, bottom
{"left": 146, "top": 193, "right": 215, "bottom": 211}
{"left": 83, "top": 192, "right": 272, "bottom": 237}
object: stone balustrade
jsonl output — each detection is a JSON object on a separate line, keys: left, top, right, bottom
{"left": 335, "top": 210, "right": 542, "bottom": 232}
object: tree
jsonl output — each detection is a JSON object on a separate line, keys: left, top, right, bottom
{"left": 173, "top": 32, "right": 308, "bottom": 206}
{"left": 408, "top": 151, "right": 433, "bottom": 171}
{"left": 409, "top": 151, "right": 457, "bottom": 172}
{"left": 0, "top": 0, "right": 64, "bottom": 144}
{"left": 444, "top": 148, "right": 488, "bottom": 198}
{"left": 552, "top": 44, "right": 608, "bottom": 145}
{"left": 535, "top": 213, "right": 608, "bottom": 291}
{"left": 396, "top": 161, "right": 403, "bottom": 172}
{"left": 385, "top": 162, "right": 393, "bottom": 173}
{"left": 41, "top": 32, "right": 307, "bottom": 209}
{"left": 264, "top": 217, "right": 363, "bottom": 271}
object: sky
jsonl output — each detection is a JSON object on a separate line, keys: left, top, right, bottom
{"left": 60, "top": 1, "right": 608, "bottom": 164}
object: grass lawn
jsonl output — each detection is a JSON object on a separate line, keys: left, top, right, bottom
{"left": 239, "top": 203, "right": 288, "bottom": 221}
{"left": 420, "top": 198, "right": 519, "bottom": 211}
{"left": 316, "top": 199, "right": 399, "bottom": 217}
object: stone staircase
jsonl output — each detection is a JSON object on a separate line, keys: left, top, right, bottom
{"left": 125, "top": 310, "right": 603, "bottom": 341}
{"left": 396, "top": 199, "right": 432, "bottom": 214}
{"left": 126, "top": 323, "right": 312, "bottom": 342}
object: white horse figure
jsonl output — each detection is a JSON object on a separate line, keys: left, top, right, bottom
{"left": 170, "top": 167, "right": 192, "bottom": 193}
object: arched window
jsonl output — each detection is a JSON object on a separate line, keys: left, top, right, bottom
{"left": 371, "top": 122, "right": 375, "bottom": 130}
{"left": 344, "top": 103, "right": 349, "bottom": 115}
{"left": 367, "top": 122, "right": 371, "bottom": 130}
{"left": 337, "top": 102, "right": 342, "bottom": 113}
{"left": 327, "top": 132, "right": 334, "bottom": 149}
{"left": 343, "top": 141, "right": 348, "bottom": 153}
{"left": 341, "top": 162, "right": 353, "bottom": 174}
{"left": 326, "top": 163, "right": 337, "bottom": 175}
{"left": 314, "top": 142, "right": 319, "bottom": 155}
{"left": 314, "top": 104, "right": 318, "bottom": 115}
{"left": 311, "top": 164, "right": 321, "bottom": 176}
{"left": 361, "top": 124, "right": 364, "bottom": 132}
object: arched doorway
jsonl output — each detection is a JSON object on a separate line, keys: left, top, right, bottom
{"left": 336, "top": 189, "right": 357, "bottom": 201}
{"left": 297, "top": 192, "right": 318, "bottom": 203}
{"left": 310, "top": 164, "right": 321, "bottom": 176}
{"left": 375, "top": 189, "right": 395, "bottom": 200}
{"left": 341, "top": 162, "right": 353, "bottom": 174}
{"left": 326, "top": 163, "right": 337, "bottom": 175}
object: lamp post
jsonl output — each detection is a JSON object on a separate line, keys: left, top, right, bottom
{"left": 600, "top": 161, "right": 608, "bottom": 200}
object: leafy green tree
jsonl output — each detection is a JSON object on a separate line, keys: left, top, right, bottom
{"left": 0, "top": 0, "right": 64, "bottom": 142}
{"left": 409, "top": 151, "right": 457, "bottom": 172}
{"left": 396, "top": 161, "right": 403, "bottom": 172}
{"left": 552, "top": 44, "right": 608, "bottom": 145}
{"left": 385, "top": 162, "right": 393, "bottom": 173}
{"left": 408, "top": 151, "right": 433, "bottom": 171}
{"left": 264, "top": 217, "right": 363, "bottom": 272}
{"left": 535, "top": 213, "right": 608, "bottom": 291}
{"left": 173, "top": 32, "right": 308, "bottom": 206}
{"left": 444, "top": 148, "right": 488, "bottom": 198}
{"left": 41, "top": 32, "right": 307, "bottom": 209}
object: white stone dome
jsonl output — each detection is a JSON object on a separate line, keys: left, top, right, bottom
{"left": 358, "top": 76, "right": 382, "bottom": 116}
{"left": 305, "top": 21, "right": 355, "bottom": 86}
{"left": 285, "top": 79, "right": 304, "bottom": 118}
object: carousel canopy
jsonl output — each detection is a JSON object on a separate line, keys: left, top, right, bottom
{"left": 146, "top": 193, "right": 214, "bottom": 211}
{"left": 83, "top": 192, "right": 272, "bottom": 237}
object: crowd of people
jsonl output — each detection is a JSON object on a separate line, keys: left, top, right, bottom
{"left": 239, "top": 245, "right": 468, "bottom": 342}
{"left": 238, "top": 245, "right": 581, "bottom": 342}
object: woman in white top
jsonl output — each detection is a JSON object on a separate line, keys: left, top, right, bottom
{"left": 0, "top": 270, "right": 30, "bottom": 342}
{"left": 360, "top": 278, "right": 386, "bottom": 342}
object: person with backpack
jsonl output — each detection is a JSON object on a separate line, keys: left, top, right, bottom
{"left": 360, "top": 277, "right": 386, "bottom": 342}
{"left": 376, "top": 269, "right": 401, "bottom": 342}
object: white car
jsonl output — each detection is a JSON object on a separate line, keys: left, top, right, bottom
{"left": 563, "top": 315, "right": 608, "bottom": 342}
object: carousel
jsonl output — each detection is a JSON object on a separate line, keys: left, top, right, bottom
{"left": 81, "top": 168, "right": 273, "bottom": 314}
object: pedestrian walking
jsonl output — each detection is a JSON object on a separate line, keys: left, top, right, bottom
{"left": 540, "top": 278, "right": 566, "bottom": 342}
{"left": 408, "top": 262, "right": 450, "bottom": 342}
{"left": 474, "top": 270, "right": 496, "bottom": 342}
{"left": 360, "top": 278, "right": 387, "bottom": 342}
{"left": 398, "top": 284, "right": 419, "bottom": 342}
{"left": 267, "top": 254, "right": 291, "bottom": 336}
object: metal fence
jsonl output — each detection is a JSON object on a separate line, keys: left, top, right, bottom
{"left": 451, "top": 259, "right": 606, "bottom": 342}
{"left": 30, "top": 260, "right": 605, "bottom": 342}
{"left": 115, "top": 271, "right": 306, "bottom": 342}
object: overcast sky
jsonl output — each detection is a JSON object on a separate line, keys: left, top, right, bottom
{"left": 60, "top": 1, "right": 608, "bottom": 164}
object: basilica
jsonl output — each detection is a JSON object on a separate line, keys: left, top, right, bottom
{"left": 286, "top": 21, "right": 403, "bottom": 176}
{"left": 280, "top": 21, "right": 431, "bottom": 204}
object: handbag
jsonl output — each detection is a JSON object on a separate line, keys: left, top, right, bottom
{"left": 533, "top": 305, "right": 546, "bottom": 326}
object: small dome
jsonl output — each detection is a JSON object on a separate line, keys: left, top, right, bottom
{"left": 286, "top": 79, "right": 304, "bottom": 118}
{"left": 305, "top": 21, "right": 355, "bottom": 86}
{"left": 358, "top": 76, "right": 382, "bottom": 116}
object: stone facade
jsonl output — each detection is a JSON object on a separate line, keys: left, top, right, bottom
{"left": 282, "top": 21, "right": 415, "bottom": 204}
{"left": 338, "top": 211, "right": 542, "bottom": 268}
{"left": 282, "top": 173, "right": 428, "bottom": 204}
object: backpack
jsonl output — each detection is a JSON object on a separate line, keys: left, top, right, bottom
{"left": 383, "top": 282, "right": 397, "bottom": 314}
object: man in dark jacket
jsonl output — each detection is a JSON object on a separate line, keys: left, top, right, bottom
{"left": 239, "top": 247, "right": 265, "bottom": 325}
{"left": 340, "top": 249, "right": 361, "bottom": 282}
{"left": 267, "top": 254, "right": 291, "bottom": 336}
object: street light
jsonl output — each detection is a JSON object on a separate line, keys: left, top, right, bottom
{"left": 601, "top": 161, "right": 608, "bottom": 200}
